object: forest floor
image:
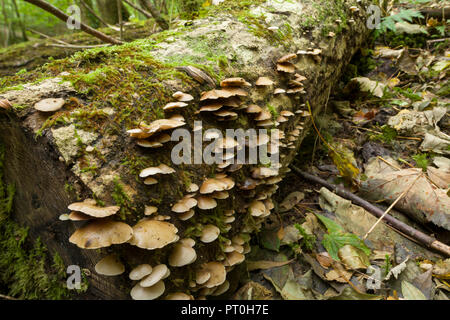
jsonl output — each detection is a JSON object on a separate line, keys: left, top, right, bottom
{"left": 230, "top": 0, "right": 449, "bottom": 300}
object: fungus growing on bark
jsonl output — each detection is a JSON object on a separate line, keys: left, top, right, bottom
{"left": 172, "top": 91, "right": 194, "bottom": 102}
{"left": 143, "top": 177, "right": 158, "bottom": 185}
{"left": 139, "top": 164, "right": 176, "bottom": 178}
{"left": 140, "top": 264, "right": 170, "bottom": 287}
{"left": 69, "top": 220, "right": 133, "bottom": 249}
{"left": 129, "top": 264, "right": 153, "bottom": 280}
{"left": 172, "top": 196, "right": 197, "bottom": 213}
{"left": 220, "top": 77, "right": 251, "bottom": 87}
{"left": 144, "top": 206, "right": 158, "bottom": 216}
{"left": 200, "top": 224, "right": 220, "bottom": 243}
{"left": 168, "top": 241, "right": 197, "bottom": 267}
{"left": 130, "top": 281, "right": 165, "bottom": 300}
{"left": 165, "top": 292, "right": 194, "bottom": 300}
{"left": 67, "top": 201, "right": 120, "bottom": 218}
{"left": 197, "top": 196, "right": 217, "bottom": 210}
{"left": 255, "top": 77, "right": 274, "bottom": 86}
{"left": 34, "top": 98, "right": 65, "bottom": 112}
{"left": 178, "top": 209, "right": 195, "bottom": 221}
{"left": 224, "top": 251, "right": 245, "bottom": 267}
{"left": 274, "top": 88, "right": 286, "bottom": 95}
{"left": 201, "top": 262, "right": 227, "bottom": 288}
{"left": 0, "top": 99, "right": 12, "bottom": 110}
{"left": 129, "top": 219, "right": 179, "bottom": 250}
{"left": 186, "top": 183, "right": 199, "bottom": 193}
{"left": 94, "top": 254, "right": 125, "bottom": 276}
{"left": 163, "top": 101, "right": 188, "bottom": 111}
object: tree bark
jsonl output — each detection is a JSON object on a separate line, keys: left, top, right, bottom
{"left": 0, "top": 0, "right": 369, "bottom": 299}
{"left": 138, "top": 0, "right": 169, "bottom": 30}
{"left": 96, "top": 0, "right": 130, "bottom": 25}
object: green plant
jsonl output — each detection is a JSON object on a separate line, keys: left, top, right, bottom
{"left": 294, "top": 224, "right": 316, "bottom": 251}
{"left": 376, "top": 9, "right": 424, "bottom": 34}
{"left": 315, "top": 213, "right": 371, "bottom": 261}
{"left": 412, "top": 153, "right": 429, "bottom": 171}
{"left": 381, "top": 254, "right": 392, "bottom": 277}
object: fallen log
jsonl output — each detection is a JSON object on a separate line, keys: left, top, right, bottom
{"left": 0, "top": 0, "right": 369, "bottom": 299}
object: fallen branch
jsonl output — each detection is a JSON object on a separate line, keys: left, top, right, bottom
{"left": 27, "top": 28, "right": 109, "bottom": 49}
{"left": 290, "top": 166, "right": 450, "bottom": 257}
{"left": 24, "top": 0, "right": 123, "bottom": 45}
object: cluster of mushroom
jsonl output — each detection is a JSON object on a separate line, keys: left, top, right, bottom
{"left": 127, "top": 114, "right": 185, "bottom": 149}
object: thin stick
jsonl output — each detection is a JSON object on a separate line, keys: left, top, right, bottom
{"left": 46, "top": 43, "right": 110, "bottom": 49}
{"left": 122, "top": 0, "right": 152, "bottom": 19}
{"left": 27, "top": 27, "right": 70, "bottom": 45}
{"left": 24, "top": 0, "right": 122, "bottom": 45}
{"left": 79, "top": 0, "right": 110, "bottom": 27}
{"left": 0, "top": 293, "right": 18, "bottom": 300}
{"left": 363, "top": 172, "right": 422, "bottom": 240}
{"left": 290, "top": 166, "right": 450, "bottom": 257}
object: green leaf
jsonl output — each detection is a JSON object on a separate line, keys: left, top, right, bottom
{"left": 323, "top": 233, "right": 371, "bottom": 261}
{"left": 315, "top": 213, "right": 344, "bottom": 234}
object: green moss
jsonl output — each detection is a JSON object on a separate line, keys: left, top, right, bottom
{"left": 0, "top": 143, "right": 71, "bottom": 299}
{"left": 112, "top": 177, "right": 135, "bottom": 220}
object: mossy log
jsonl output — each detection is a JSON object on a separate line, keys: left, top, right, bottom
{"left": 0, "top": 0, "right": 369, "bottom": 300}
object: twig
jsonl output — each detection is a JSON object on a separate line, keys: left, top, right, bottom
{"left": 79, "top": 0, "right": 110, "bottom": 28}
{"left": 24, "top": 0, "right": 122, "bottom": 45}
{"left": 290, "top": 166, "right": 450, "bottom": 257}
{"left": 27, "top": 28, "right": 110, "bottom": 49}
{"left": 122, "top": 0, "right": 152, "bottom": 19}
{"left": 0, "top": 293, "right": 18, "bottom": 300}
{"left": 363, "top": 172, "right": 422, "bottom": 240}
{"left": 117, "top": 0, "right": 123, "bottom": 41}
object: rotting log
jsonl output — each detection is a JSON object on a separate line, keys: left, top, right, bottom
{"left": 0, "top": 0, "right": 369, "bottom": 299}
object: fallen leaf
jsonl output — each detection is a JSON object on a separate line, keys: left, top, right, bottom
{"left": 385, "top": 258, "right": 408, "bottom": 281}
{"left": 246, "top": 259, "right": 294, "bottom": 271}
{"left": 279, "top": 191, "right": 305, "bottom": 212}
{"left": 402, "top": 280, "right": 427, "bottom": 300}
{"left": 351, "top": 77, "right": 386, "bottom": 98}
{"left": 338, "top": 244, "right": 371, "bottom": 270}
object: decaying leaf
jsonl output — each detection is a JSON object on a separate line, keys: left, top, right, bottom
{"left": 401, "top": 281, "right": 427, "bottom": 300}
{"left": 385, "top": 258, "right": 408, "bottom": 281}
{"left": 279, "top": 191, "right": 305, "bottom": 212}
{"left": 246, "top": 259, "right": 294, "bottom": 272}
{"left": 351, "top": 77, "right": 386, "bottom": 98}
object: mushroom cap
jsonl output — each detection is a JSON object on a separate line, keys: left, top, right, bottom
{"left": 165, "top": 292, "right": 194, "bottom": 300}
{"left": 212, "top": 190, "right": 229, "bottom": 200}
{"left": 220, "top": 77, "right": 251, "bottom": 87}
{"left": 67, "top": 211, "right": 92, "bottom": 221}
{"left": 274, "top": 88, "right": 286, "bottom": 94}
{"left": 68, "top": 201, "right": 120, "bottom": 218}
{"left": 195, "top": 269, "right": 211, "bottom": 285}
{"left": 214, "top": 137, "right": 239, "bottom": 150}
{"left": 129, "top": 219, "right": 179, "bottom": 250}
{"left": 200, "top": 178, "right": 228, "bottom": 194}
{"left": 277, "top": 62, "right": 295, "bottom": 73}
{"left": 255, "top": 77, "right": 274, "bottom": 86}
{"left": 0, "top": 99, "right": 12, "bottom": 110}
{"left": 276, "top": 115, "right": 288, "bottom": 123}
{"left": 136, "top": 140, "right": 163, "bottom": 148}
{"left": 143, "top": 177, "right": 158, "bottom": 185}
{"left": 249, "top": 200, "right": 266, "bottom": 217}
{"left": 94, "top": 254, "right": 125, "bottom": 276}
{"left": 140, "top": 264, "right": 169, "bottom": 287}
{"left": 280, "top": 110, "right": 295, "bottom": 117}
{"left": 246, "top": 104, "right": 263, "bottom": 113}
{"left": 34, "top": 98, "right": 65, "bottom": 112}
{"left": 186, "top": 183, "right": 199, "bottom": 193}
{"left": 140, "top": 118, "right": 185, "bottom": 137}
{"left": 144, "top": 205, "right": 158, "bottom": 216}
{"left": 129, "top": 264, "right": 153, "bottom": 280}
{"left": 214, "top": 110, "right": 238, "bottom": 120}
{"left": 178, "top": 209, "right": 195, "bottom": 221}
{"left": 69, "top": 220, "right": 133, "bottom": 249}
{"left": 197, "top": 196, "right": 217, "bottom": 210}
{"left": 202, "top": 262, "right": 227, "bottom": 288}
{"left": 199, "top": 102, "right": 223, "bottom": 112}
{"left": 255, "top": 110, "right": 272, "bottom": 121}
{"left": 172, "top": 196, "right": 197, "bottom": 213}
{"left": 180, "top": 238, "right": 196, "bottom": 247}
{"left": 139, "top": 164, "right": 175, "bottom": 178}
{"left": 173, "top": 91, "right": 194, "bottom": 102}
{"left": 232, "top": 235, "right": 245, "bottom": 245}
{"left": 278, "top": 53, "right": 297, "bottom": 63}
{"left": 168, "top": 242, "right": 197, "bottom": 267}
{"left": 252, "top": 167, "right": 279, "bottom": 179}
{"left": 200, "top": 89, "right": 243, "bottom": 101}
{"left": 163, "top": 101, "right": 188, "bottom": 111}
{"left": 130, "top": 281, "right": 165, "bottom": 300}
{"left": 224, "top": 251, "right": 245, "bottom": 267}
{"left": 200, "top": 225, "right": 220, "bottom": 243}
{"left": 127, "top": 128, "right": 152, "bottom": 139}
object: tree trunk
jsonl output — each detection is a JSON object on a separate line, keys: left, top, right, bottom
{"left": 0, "top": 0, "right": 369, "bottom": 299}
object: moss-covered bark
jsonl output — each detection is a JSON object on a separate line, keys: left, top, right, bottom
{"left": 0, "top": 0, "right": 369, "bottom": 299}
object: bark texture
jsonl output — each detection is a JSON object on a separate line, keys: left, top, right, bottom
{"left": 0, "top": 0, "right": 369, "bottom": 299}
